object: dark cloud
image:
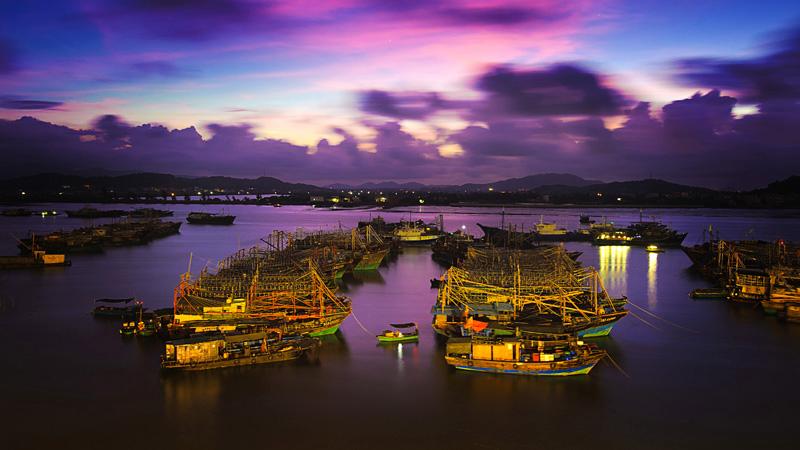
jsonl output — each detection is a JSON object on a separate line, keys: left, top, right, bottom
{"left": 476, "top": 64, "right": 627, "bottom": 117}
{"left": 662, "top": 90, "right": 736, "bottom": 146}
{"left": 87, "top": 0, "right": 270, "bottom": 41}
{"left": 441, "top": 7, "right": 557, "bottom": 26}
{"left": 0, "top": 98, "right": 63, "bottom": 110}
{"left": 0, "top": 38, "right": 16, "bottom": 74}
{"left": 676, "top": 26, "right": 800, "bottom": 103}
{"left": 360, "top": 90, "right": 449, "bottom": 120}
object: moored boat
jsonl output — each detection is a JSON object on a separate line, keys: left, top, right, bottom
{"left": 160, "top": 330, "right": 320, "bottom": 371}
{"left": 186, "top": 212, "right": 236, "bottom": 225}
{"left": 394, "top": 223, "right": 442, "bottom": 245}
{"left": 66, "top": 207, "right": 128, "bottom": 218}
{"left": 444, "top": 335, "right": 606, "bottom": 376}
{"left": 689, "top": 288, "right": 728, "bottom": 299}
{"left": 92, "top": 298, "right": 144, "bottom": 319}
{"left": 377, "top": 322, "right": 419, "bottom": 343}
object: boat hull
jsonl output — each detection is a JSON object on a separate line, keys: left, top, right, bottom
{"left": 162, "top": 347, "right": 309, "bottom": 371}
{"left": 445, "top": 355, "right": 603, "bottom": 376}
{"left": 377, "top": 335, "right": 419, "bottom": 343}
{"left": 354, "top": 248, "right": 389, "bottom": 271}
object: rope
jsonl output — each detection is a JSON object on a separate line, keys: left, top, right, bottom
{"left": 348, "top": 309, "right": 374, "bottom": 336}
{"left": 627, "top": 309, "right": 661, "bottom": 331}
{"left": 626, "top": 300, "right": 699, "bottom": 334}
{"left": 604, "top": 352, "right": 630, "bottom": 378}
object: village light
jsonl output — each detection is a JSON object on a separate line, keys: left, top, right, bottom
{"left": 419, "top": 199, "right": 425, "bottom": 204}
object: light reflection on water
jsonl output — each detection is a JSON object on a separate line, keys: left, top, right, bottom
{"left": 598, "top": 245, "right": 629, "bottom": 296}
{"left": 648, "top": 252, "right": 658, "bottom": 309}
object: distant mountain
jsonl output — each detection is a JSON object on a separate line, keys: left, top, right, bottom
{"left": 0, "top": 172, "right": 328, "bottom": 194}
{"left": 327, "top": 181, "right": 427, "bottom": 190}
{"left": 533, "top": 178, "right": 717, "bottom": 196}
{"left": 757, "top": 176, "right": 800, "bottom": 195}
{"left": 477, "top": 173, "right": 602, "bottom": 191}
{"left": 328, "top": 173, "right": 600, "bottom": 192}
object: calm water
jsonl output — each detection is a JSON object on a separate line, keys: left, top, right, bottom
{"left": 2, "top": 204, "right": 800, "bottom": 449}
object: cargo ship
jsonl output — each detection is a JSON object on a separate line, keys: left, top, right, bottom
{"left": 444, "top": 335, "right": 606, "bottom": 376}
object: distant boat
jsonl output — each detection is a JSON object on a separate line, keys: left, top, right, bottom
{"left": 66, "top": 207, "right": 127, "bottom": 218}
{"left": 1, "top": 208, "right": 34, "bottom": 217}
{"left": 128, "top": 208, "right": 173, "bottom": 218}
{"left": 91, "top": 298, "right": 144, "bottom": 319}
{"left": 186, "top": 212, "right": 236, "bottom": 225}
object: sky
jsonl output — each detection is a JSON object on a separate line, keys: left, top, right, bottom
{"left": 1, "top": 0, "right": 799, "bottom": 189}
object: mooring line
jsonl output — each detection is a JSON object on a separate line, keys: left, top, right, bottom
{"left": 627, "top": 300, "right": 699, "bottom": 334}
{"left": 349, "top": 309, "right": 373, "bottom": 336}
{"left": 627, "top": 309, "right": 662, "bottom": 331}
{"left": 604, "top": 352, "right": 630, "bottom": 379}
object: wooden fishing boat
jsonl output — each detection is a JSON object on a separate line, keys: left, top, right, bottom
{"left": 354, "top": 247, "right": 389, "bottom": 271}
{"left": 186, "top": 212, "right": 235, "bottom": 225}
{"left": 689, "top": 288, "right": 728, "bottom": 299}
{"left": 92, "top": 298, "right": 143, "bottom": 319}
{"left": 66, "top": 207, "right": 127, "bottom": 218}
{"left": 160, "top": 330, "right": 320, "bottom": 371}
{"left": 394, "top": 223, "right": 442, "bottom": 245}
{"left": 377, "top": 323, "right": 419, "bottom": 343}
{"left": 444, "top": 335, "right": 606, "bottom": 376}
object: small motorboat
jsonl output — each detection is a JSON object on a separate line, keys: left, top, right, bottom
{"left": 377, "top": 322, "right": 419, "bottom": 343}
{"left": 645, "top": 244, "right": 664, "bottom": 253}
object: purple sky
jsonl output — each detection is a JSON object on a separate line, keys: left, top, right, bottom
{"left": 1, "top": 1, "right": 799, "bottom": 188}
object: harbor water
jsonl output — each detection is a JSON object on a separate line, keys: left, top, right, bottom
{"left": 2, "top": 205, "right": 800, "bottom": 449}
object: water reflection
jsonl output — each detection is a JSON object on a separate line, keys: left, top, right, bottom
{"left": 647, "top": 252, "right": 658, "bottom": 309}
{"left": 598, "top": 245, "right": 629, "bottom": 295}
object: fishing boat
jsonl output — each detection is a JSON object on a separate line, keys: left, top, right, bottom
{"left": 120, "top": 309, "right": 157, "bottom": 336}
{"left": 645, "top": 244, "right": 664, "bottom": 253}
{"left": 18, "top": 220, "right": 181, "bottom": 254}
{"left": 354, "top": 247, "right": 389, "bottom": 271}
{"left": 128, "top": 208, "right": 173, "bottom": 218}
{"left": 477, "top": 223, "right": 591, "bottom": 246}
{"left": 92, "top": 298, "right": 143, "bottom": 319}
{"left": 160, "top": 330, "right": 320, "bottom": 371}
{"left": 1, "top": 208, "right": 34, "bottom": 217}
{"left": 729, "top": 268, "right": 770, "bottom": 303}
{"left": 0, "top": 249, "right": 70, "bottom": 269}
{"left": 186, "top": 212, "right": 236, "bottom": 225}
{"left": 377, "top": 323, "right": 419, "bottom": 343}
{"left": 444, "top": 335, "right": 606, "bottom": 376}
{"left": 394, "top": 223, "right": 442, "bottom": 245}
{"left": 689, "top": 288, "right": 728, "bottom": 299}
{"left": 65, "top": 207, "right": 128, "bottom": 218}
